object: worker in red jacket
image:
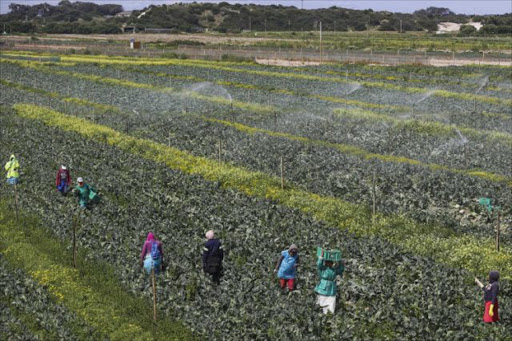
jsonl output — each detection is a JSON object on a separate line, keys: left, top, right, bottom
{"left": 56, "top": 165, "right": 71, "bottom": 195}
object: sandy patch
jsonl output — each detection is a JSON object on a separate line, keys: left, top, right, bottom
{"left": 429, "top": 57, "right": 511, "bottom": 67}
{"left": 436, "top": 22, "right": 482, "bottom": 34}
{"left": 255, "top": 58, "right": 320, "bottom": 67}
{"left": 37, "top": 33, "right": 299, "bottom": 45}
{"left": 13, "top": 44, "right": 87, "bottom": 50}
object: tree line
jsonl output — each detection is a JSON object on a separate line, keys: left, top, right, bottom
{"left": 0, "top": 1, "right": 510, "bottom": 35}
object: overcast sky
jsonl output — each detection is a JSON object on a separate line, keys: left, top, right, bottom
{"left": 1, "top": 0, "right": 511, "bottom": 15}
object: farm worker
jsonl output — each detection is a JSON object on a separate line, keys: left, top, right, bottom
{"left": 4, "top": 154, "right": 20, "bottom": 185}
{"left": 202, "top": 230, "right": 224, "bottom": 284}
{"left": 56, "top": 165, "right": 71, "bottom": 195}
{"left": 475, "top": 271, "right": 500, "bottom": 323}
{"left": 72, "top": 177, "right": 98, "bottom": 209}
{"left": 140, "top": 232, "right": 164, "bottom": 275}
{"left": 315, "top": 250, "right": 344, "bottom": 314}
{"left": 274, "top": 244, "right": 299, "bottom": 291}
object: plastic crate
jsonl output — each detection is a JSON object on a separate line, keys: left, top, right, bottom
{"left": 317, "top": 247, "right": 342, "bottom": 261}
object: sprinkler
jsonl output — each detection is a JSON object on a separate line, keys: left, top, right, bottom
{"left": 346, "top": 82, "right": 361, "bottom": 96}
{"left": 411, "top": 90, "right": 434, "bottom": 119}
{"left": 473, "top": 76, "right": 488, "bottom": 113}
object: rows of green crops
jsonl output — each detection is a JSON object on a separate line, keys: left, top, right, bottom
{"left": 0, "top": 58, "right": 510, "bottom": 238}
{"left": 0, "top": 201, "right": 195, "bottom": 340}
{"left": 1, "top": 106, "right": 510, "bottom": 339}
{"left": 0, "top": 254, "right": 97, "bottom": 340}
{"left": 1, "top": 52, "right": 511, "bottom": 339}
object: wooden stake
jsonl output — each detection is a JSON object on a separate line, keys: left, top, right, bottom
{"left": 152, "top": 267, "right": 157, "bottom": 321}
{"left": 13, "top": 183, "right": 19, "bottom": 222}
{"left": 280, "top": 157, "right": 284, "bottom": 189}
{"left": 72, "top": 215, "right": 77, "bottom": 268}
{"left": 274, "top": 111, "right": 277, "bottom": 125}
{"left": 218, "top": 140, "right": 222, "bottom": 163}
{"left": 386, "top": 129, "right": 393, "bottom": 154}
{"left": 463, "top": 143, "right": 468, "bottom": 168}
{"left": 371, "top": 170, "right": 376, "bottom": 225}
{"left": 496, "top": 209, "right": 500, "bottom": 253}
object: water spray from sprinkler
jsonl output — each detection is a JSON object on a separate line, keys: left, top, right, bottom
{"left": 346, "top": 82, "right": 361, "bottom": 95}
{"left": 473, "top": 76, "right": 488, "bottom": 113}
{"left": 412, "top": 90, "right": 434, "bottom": 118}
{"left": 453, "top": 105, "right": 468, "bottom": 113}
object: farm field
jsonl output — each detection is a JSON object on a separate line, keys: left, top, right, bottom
{"left": 0, "top": 50, "right": 511, "bottom": 340}
{"left": 4, "top": 31, "right": 511, "bottom": 54}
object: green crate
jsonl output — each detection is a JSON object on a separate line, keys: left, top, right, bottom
{"left": 478, "top": 197, "right": 494, "bottom": 213}
{"left": 317, "top": 247, "right": 342, "bottom": 261}
{"left": 478, "top": 197, "right": 491, "bottom": 206}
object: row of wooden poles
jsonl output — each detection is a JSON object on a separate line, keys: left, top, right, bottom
{"left": 214, "top": 139, "right": 502, "bottom": 253}
{"left": 9, "top": 150, "right": 502, "bottom": 323}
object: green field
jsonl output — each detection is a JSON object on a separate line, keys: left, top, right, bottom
{"left": 0, "top": 50, "right": 511, "bottom": 340}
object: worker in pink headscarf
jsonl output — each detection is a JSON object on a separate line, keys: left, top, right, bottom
{"left": 140, "top": 232, "right": 164, "bottom": 275}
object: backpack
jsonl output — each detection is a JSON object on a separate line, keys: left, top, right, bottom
{"left": 150, "top": 241, "right": 161, "bottom": 259}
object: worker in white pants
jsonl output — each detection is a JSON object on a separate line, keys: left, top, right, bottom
{"left": 314, "top": 250, "right": 344, "bottom": 314}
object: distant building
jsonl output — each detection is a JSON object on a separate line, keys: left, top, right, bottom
{"left": 116, "top": 11, "right": 133, "bottom": 17}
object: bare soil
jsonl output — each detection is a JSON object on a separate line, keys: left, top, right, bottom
{"left": 34, "top": 33, "right": 296, "bottom": 45}
{"left": 254, "top": 58, "right": 320, "bottom": 67}
{"left": 3, "top": 34, "right": 510, "bottom": 67}
{"left": 428, "top": 58, "right": 511, "bottom": 67}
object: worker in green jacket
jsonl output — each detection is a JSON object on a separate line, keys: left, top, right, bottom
{"left": 72, "top": 177, "right": 98, "bottom": 209}
{"left": 4, "top": 154, "right": 20, "bottom": 185}
{"left": 314, "top": 250, "right": 344, "bottom": 314}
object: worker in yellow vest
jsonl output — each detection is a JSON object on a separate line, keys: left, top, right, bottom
{"left": 4, "top": 154, "right": 20, "bottom": 185}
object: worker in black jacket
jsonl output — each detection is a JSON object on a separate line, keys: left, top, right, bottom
{"left": 476, "top": 271, "right": 500, "bottom": 323}
{"left": 202, "top": 230, "right": 224, "bottom": 284}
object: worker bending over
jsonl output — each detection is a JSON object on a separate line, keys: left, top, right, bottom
{"left": 140, "top": 232, "right": 164, "bottom": 275}
{"left": 72, "top": 177, "right": 98, "bottom": 209}
{"left": 274, "top": 244, "right": 299, "bottom": 291}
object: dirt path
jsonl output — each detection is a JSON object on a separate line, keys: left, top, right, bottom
{"left": 3, "top": 34, "right": 510, "bottom": 67}
{"left": 255, "top": 58, "right": 320, "bottom": 66}
{"left": 36, "top": 33, "right": 297, "bottom": 45}
{"left": 428, "top": 57, "right": 511, "bottom": 67}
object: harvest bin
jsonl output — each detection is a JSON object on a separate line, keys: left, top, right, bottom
{"left": 316, "top": 247, "right": 342, "bottom": 261}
